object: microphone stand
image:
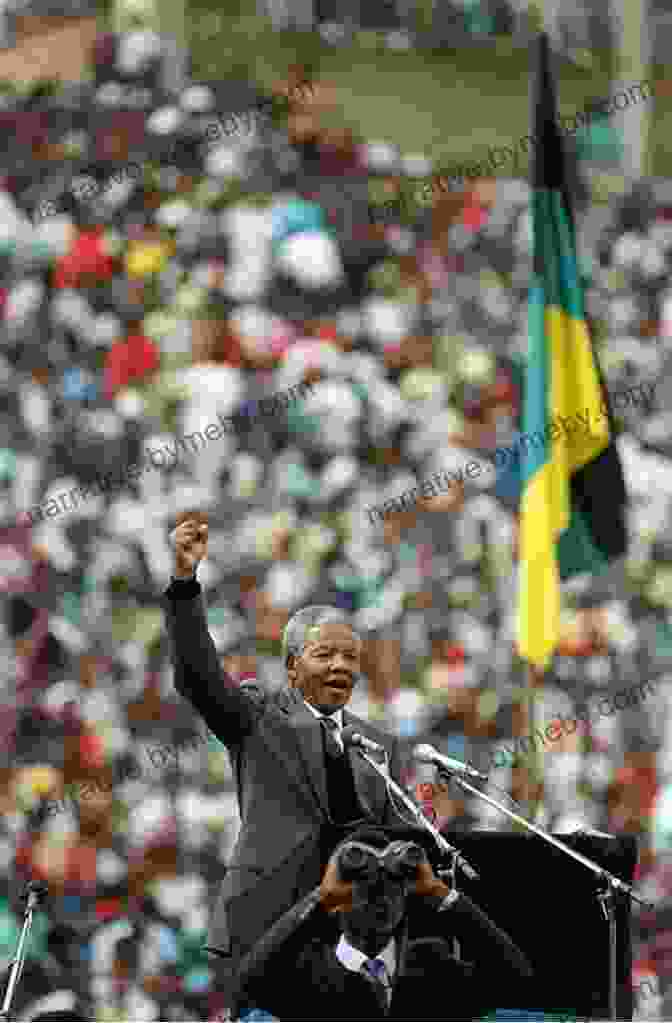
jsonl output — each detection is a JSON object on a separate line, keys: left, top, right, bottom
{"left": 351, "top": 748, "right": 479, "bottom": 966}
{"left": 0, "top": 881, "right": 49, "bottom": 1022}
{"left": 436, "top": 767, "right": 652, "bottom": 1022}
{"left": 349, "top": 748, "right": 480, "bottom": 882}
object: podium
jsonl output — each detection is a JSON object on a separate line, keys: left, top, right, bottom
{"left": 441, "top": 831, "right": 638, "bottom": 1021}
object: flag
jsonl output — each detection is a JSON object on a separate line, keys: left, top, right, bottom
{"left": 517, "top": 34, "right": 628, "bottom": 669}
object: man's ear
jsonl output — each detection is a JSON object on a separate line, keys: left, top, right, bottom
{"left": 286, "top": 653, "right": 297, "bottom": 686}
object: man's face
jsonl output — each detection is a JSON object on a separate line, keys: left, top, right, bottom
{"left": 287, "top": 622, "right": 361, "bottom": 712}
{"left": 341, "top": 868, "right": 407, "bottom": 955}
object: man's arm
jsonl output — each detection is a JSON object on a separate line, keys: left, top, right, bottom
{"left": 421, "top": 886, "right": 534, "bottom": 981}
{"left": 237, "top": 887, "right": 324, "bottom": 993}
{"left": 164, "top": 516, "right": 262, "bottom": 748}
{"left": 411, "top": 861, "right": 534, "bottom": 981}
{"left": 238, "top": 852, "right": 352, "bottom": 997}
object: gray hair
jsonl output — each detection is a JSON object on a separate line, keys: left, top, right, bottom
{"left": 281, "top": 605, "right": 359, "bottom": 665}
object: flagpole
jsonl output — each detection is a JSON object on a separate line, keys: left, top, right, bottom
{"left": 511, "top": 12, "right": 548, "bottom": 826}
{"left": 518, "top": 28, "right": 629, "bottom": 832}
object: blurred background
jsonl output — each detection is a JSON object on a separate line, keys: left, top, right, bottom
{"left": 0, "top": 0, "right": 670, "bottom": 1019}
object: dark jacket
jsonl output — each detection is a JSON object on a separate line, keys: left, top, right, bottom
{"left": 163, "top": 578, "right": 404, "bottom": 995}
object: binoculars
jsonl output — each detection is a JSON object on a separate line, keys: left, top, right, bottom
{"left": 336, "top": 840, "right": 426, "bottom": 882}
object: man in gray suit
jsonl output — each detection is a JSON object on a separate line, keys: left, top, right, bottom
{"left": 163, "top": 514, "right": 404, "bottom": 1012}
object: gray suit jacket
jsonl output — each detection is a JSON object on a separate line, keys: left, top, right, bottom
{"left": 163, "top": 578, "right": 404, "bottom": 989}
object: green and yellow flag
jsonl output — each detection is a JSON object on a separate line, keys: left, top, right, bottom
{"left": 517, "top": 35, "right": 628, "bottom": 669}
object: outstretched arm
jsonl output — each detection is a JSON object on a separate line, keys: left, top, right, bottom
{"left": 163, "top": 514, "right": 262, "bottom": 748}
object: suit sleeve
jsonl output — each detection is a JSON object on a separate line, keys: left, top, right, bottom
{"left": 163, "top": 577, "right": 262, "bottom": 747}
{"left": 428, "top": 890, "right": 534, "bottom": 981}
{"left": 237, "top": 887, "right": 324, "bottom": 992}
{"left": 238, "top": 895, "right": 340, "bottom": 1020}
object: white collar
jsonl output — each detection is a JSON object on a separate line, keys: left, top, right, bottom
{"left": 335, "top": 934, "right": 396, "bottom": 981}
{"left": 303, "top": 701, "right": 344, "bottom": 730}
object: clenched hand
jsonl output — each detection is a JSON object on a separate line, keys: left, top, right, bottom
{"left": 172, "top": 511, "right": 208, "bottom": 579}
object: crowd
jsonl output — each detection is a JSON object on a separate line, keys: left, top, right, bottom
{"left": 0, "top": 20, "right": 671, "bottom": 1022}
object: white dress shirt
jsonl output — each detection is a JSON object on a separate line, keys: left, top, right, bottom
{"left": 304, "top": 700, "right": 344, "bottom": 750}
{"left": 335, "top": 934, "right": 396, "bottom": 1003}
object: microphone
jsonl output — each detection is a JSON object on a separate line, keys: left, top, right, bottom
{"left": 341, "top": 725, "right": 386, "bottom": 756}
{"left": 413, "top": 744, "right": 488, "bottom": 781}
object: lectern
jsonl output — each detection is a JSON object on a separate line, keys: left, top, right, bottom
{"left": 441, "top": 831, "right": 638, "bottom": 1021}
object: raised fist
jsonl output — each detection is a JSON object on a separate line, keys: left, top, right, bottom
{"left": 172, "top": 511, "right": 208, "bottom": 579}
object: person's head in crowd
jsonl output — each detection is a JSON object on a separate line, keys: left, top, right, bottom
{"left": 283, "top": 605, "right": 362, "bottom": 713}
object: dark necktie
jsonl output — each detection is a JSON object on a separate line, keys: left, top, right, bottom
{"left": 320, "top": 716, "right": 343, "bottom": 759}
{"left": 319, "top": 714, "right": 364, "bottom": 833}
{"left": 361, "top": 957, "right": 390, "bottom": 1013}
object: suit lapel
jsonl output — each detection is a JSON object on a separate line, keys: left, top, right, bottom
{"left": 386, "top": 922, "right": 409, "bottom": 1017}
{"left": 289, "top": 701, "right": 331, "bottom": 818}
{"left": 343, "top": 711, "right": 388, "bottom": 819}
{"left": 273, "top": 688, "right": 330, "bottom": 819}
{"left": 255, "top": 688, "right": 328, "bottom": 820}
{"left": 393, "top": 920, "right": 410, "bottom": 996}
{"left": 262, "top": 695, "right": 388, "bottom": 823}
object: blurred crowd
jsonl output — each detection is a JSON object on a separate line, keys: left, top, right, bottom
{"left": 268, "top": 0, "right": 613, "bottom": 55}
{"left": 0, "top": 22, "right": 671, "bottom": 1022}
